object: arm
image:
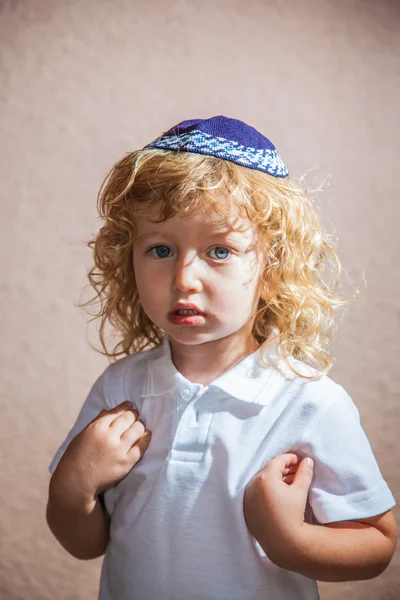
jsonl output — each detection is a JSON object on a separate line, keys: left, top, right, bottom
{"left": 244, "top": 453, "right": 397, "bottom": 582}
{"left": 273, "top": 511, "right": 397, "bottom": 582}
{"left": 46, "top": 400, "right": 151, "bottom": 560}
{"left": 46, "top": 471, "right": 110, "bottom": 560}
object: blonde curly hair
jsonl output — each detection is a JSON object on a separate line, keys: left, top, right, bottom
{"left": 82, "top": 149, "right": 353, "bottom": 379}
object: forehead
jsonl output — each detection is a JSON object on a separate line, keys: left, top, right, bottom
{"left": 134, "top": 202, "right": 257, "bottom": 238}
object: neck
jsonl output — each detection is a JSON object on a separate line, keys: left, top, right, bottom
{"left": 168, "top": 331, "right": 259, "bottom": 386}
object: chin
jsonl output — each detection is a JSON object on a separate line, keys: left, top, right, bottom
{"left": 166, "top": 328, "right": 233, "bottom": 346}
{"left": 167, "top": 330, "right": 213, "bottom": 343}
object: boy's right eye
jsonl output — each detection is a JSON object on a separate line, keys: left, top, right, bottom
{"left": 148, "top": 245, "right": 172, "bottom": 259}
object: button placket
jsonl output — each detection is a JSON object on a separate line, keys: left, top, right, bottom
{"left": 171, "top": 388, "right": 212, "bottom": 457}
{"left": 180, "top": 386, "right": 193, "bottom": 401}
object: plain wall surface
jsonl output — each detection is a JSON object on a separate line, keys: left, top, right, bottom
{"left": 0, "top": 0, "right": 399, "bottom": 598}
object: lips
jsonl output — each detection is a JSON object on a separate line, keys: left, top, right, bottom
{"left": 167, "top": 305, "right": 206, "bottom": 326}
{"left": 170, "top": 303, "right": 204, "bottom": 315}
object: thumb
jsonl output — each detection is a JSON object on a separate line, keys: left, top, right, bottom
{"left": 292, "top": 457, "right": 314, "bottom": 492}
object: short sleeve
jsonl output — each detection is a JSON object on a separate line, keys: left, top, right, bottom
{"left": 302, "top": 386, "right": 396, "bottom": 524}
{"left": 48, "top": 366, "right": 112, "bottom": 475}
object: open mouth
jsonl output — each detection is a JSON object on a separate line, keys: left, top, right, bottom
{"left": 168, "top": 308, "right": 206, "bottom": 326}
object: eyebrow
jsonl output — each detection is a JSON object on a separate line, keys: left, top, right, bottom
{"left": 137, "top": 231, "right": 169, "bottom": 243}
{"left": 137, "top": 228, "right": 246, "bottom": 242}
{"left": 137, "top": 227, "right": 250, "bottom": 243}
{"left": 207, "top": 230, "right": 248, "bottom": 242}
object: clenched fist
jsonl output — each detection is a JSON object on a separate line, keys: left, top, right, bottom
{"left": 243, "top": 453, "right": 314, "bottom": 567}
{"left": 51, "top": 401, "right": 152, "bottom": 510}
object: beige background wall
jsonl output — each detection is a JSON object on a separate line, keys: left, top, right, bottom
{"left": 0, "top": 0, "right": 399, "bottom": 598}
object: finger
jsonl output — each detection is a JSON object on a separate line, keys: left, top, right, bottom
{"left": 281, "top": 470, "right": 297, "bottom": 482}
{"left": 126, "top": 429, "right": 152, "bottom": 464}
{"left": 277, "top": 453, "right": 300, "bottom": 466}
{"left": 267, "top": 453, "right": 301, "bottom": 477}
{"left": 96, "top": 401, "right": 134, "bottom": 423}
{"left": 120, "top": 418, "right": 146, "bottom": 446}
{"left": 282, "top": 465, "right": 298, "bottom": 476}
{"left": 292, "top": 457, "right": 314, "bottom": 491}
{"left": 282, "top": 474, "right": 295, "bottom": 484}
{"left": 109, "top": 407, "right": 139, "bottom": 428}
{"left": 109, "top": 400, "right": 133, "bottom": 412}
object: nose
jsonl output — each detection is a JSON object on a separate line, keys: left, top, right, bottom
{"left": 173, "top": 255, "right": 202, "bottom": 293}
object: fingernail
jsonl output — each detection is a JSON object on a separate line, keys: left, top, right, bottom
{"left": 305, "top": 457, "right": 314, "bottom": 468}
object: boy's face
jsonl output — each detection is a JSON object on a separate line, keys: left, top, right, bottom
{"left": 132, "top": 202, "right": 265, "bottom": 353}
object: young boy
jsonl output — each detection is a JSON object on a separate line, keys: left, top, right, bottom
{"left": 47, "top": 116, "right": 397, "bottom": 599}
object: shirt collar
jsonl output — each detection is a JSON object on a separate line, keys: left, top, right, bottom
{"left": 144, "top": 331, "right": 288, "bottom": 405}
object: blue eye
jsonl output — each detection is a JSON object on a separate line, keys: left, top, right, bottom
{"left": 149, "top": 246, "right": 172, "bottom": 259}
{"left": 209, "top": 247, "right": 230, "bottom": 260}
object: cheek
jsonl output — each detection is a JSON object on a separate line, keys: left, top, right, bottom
{"left": 214, "top": 279, "right": 256, "bottom": 311}
{"left": 134, "top": 261, "right": 168, "bottom": 312}
{"left": 133, "top": 257, "right": 145, "bottom": 293}
{"left": 133, "top": 255, "right": 157, "bottom": 299}
{"left": 136, "top": 271, "right": 160, "bottom": 299}
{"left": 218, "top": 265, "right": 259, "bottom": 296}
{"left": 225, "top": 279, "right": 261, "bottom": 319}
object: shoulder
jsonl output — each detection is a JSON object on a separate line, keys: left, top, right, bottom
{"left": 258, "top": 338, "right": 349, "bottom": 414}
{"left": 269, "top": 356, "right": 356, "bottom": 429}
{"left": 105, "top": 346, "right": 156, "bottom": 378}
{"left": 99, "top": 345, "right": 162, "bottom": 405}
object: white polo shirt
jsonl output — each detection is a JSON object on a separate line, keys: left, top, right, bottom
{"left": 49, "top": 335, "right": 396, "bottom": 600}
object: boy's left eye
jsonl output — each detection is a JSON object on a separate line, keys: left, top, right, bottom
{"left": 208, "top": 247, "right": 230, "bottom": 260}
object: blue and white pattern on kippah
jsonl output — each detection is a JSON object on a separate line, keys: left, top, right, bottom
{"left": 146, "top": 115, "right": 289, "bottom": 178}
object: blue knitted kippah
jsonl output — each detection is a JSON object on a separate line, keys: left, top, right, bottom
{"left": 146, "top": 115, "right": 289, "bottom": 178}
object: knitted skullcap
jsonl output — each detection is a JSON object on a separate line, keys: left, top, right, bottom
{"left": 146, "top": 115, "right": 288, "bottom": 178}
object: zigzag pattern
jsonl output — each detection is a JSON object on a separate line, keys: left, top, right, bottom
{"left": 149, "top": 130, "right": 289, "bottom": 177}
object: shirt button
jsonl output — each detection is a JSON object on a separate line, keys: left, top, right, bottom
{"left": 180, "top": 387, "right": 192, "bottom": 401}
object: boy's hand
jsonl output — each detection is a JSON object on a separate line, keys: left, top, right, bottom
{"left": 243, "top": 453, "right": 314, "bottom": 565}
{"left": 51, "top": 401, "right": 151, "bottom": 510}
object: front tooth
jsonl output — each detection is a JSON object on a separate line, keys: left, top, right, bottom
{"left": 178, "top": 309, "right": 198, "bottom": 315}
